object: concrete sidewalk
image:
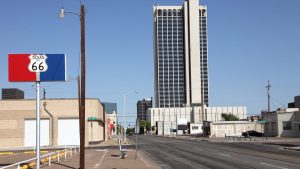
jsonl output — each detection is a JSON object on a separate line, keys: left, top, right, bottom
{"left": 43, "top": 138, "right": 156, "bottom": 169}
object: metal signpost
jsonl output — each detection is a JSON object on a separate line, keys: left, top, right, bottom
{"left": 8, "top": 54, "right": 67, "bottom": 169}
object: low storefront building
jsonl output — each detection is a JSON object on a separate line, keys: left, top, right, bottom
{"left": 263, "top": 108, "right": 300, "bottom": 137}
{"left": 0, "top": 98, "right": 105, "bottom": 148}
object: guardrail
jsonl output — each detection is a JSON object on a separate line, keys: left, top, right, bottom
{"left": 0, "top": 146, "right": 78, "bottom": 169}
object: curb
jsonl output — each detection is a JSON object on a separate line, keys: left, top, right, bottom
{"left": 283, "top": 147, "right": 300, "bottom": 151}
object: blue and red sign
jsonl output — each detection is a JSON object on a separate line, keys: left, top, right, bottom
{"left": 8, "top": 54, "right": 67, "bottom": 82}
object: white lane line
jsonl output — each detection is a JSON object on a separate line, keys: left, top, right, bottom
{"left": 138, "top": 152, "right": 150, "bottom": 167}
{"left": 260, "top": 162, "right": 288, "bottom": 169}
{"left": 196, "top": 148, "right": 202, "bottom": 151}
{"left": 96, "top": 149, "right": 107, "bottom": 152}
{"left": 95, "top": 150, "right": 107, "bottom": 169}
{"left": 217, "top": 153, "right": 231, "bottom": 157}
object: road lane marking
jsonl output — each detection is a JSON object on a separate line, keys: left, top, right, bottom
{"left": 196, "top": 148, "right": 202, "bottom": 151}
{"left": 96, "top": 150, "right": 107, "bottom": 169}
{"left": 217, "top": 153, "right": 231, "bottom": 157}
{"left": 96, "top": 149, "right": 107, "bottom": 152}
{"left": 138, "top": 152, "right": 150, "bottom": 167}
{"left": 260, "top": 162, "right": 288, "bottom": 169}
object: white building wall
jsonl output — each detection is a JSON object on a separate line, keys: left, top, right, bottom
{"left": 210, "top": 121, "right": 259, "bottom": 137}
{"left": 148, "top": 106, "right": 247, "bottom": 129}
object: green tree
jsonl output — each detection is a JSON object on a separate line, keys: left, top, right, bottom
{"left": 126, "top": 127, "right": 135, "bottom": 134}
{"left": 221, "top": 113, "right": 239, "bottom": 121}
{"left": 139, "top": 120, "right": 151, "bottom": 131}
{"left": 116, "top": 124, "right": 124, "bottom": 134}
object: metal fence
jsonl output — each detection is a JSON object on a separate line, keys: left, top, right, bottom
{"left": 0, "top": 146, "right": 78, "bottom": 169}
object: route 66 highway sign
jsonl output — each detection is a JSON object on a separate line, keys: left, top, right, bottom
{"left": 28, "top": 54, "right": 48, "bottom": 73}
{"left": 8, "top": 54, "right": 66, "bottom": 82}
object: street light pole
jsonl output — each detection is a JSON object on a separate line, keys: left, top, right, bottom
{"left": 123, "top": 90, "right": 138, "bottom": 143}
{"left": 80, "top": 5, "right": 86, "bottom": 169}
{"left": 59, "top": 4, "right": 85, "bottom": 169}
{"left": 123, "top": 93, "right": 127, "bottom": 143}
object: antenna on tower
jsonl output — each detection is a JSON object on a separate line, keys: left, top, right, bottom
{"left": 266, "top": 80, "right": 271, "bottom": 113}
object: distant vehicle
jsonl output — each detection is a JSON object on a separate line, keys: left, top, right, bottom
{"left": 128, "top": 132, "right": 133, "bottom": 136}
{"left": 242, "top": 130, "right": 264, "bottom": 137}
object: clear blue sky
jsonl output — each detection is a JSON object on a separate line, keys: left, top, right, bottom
{"left": 1, "top": 0, "right": 300, "bottom": 126}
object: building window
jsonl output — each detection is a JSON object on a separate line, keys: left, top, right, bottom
{"left": 282, "top": 121, "right": 292, "bottom": 130}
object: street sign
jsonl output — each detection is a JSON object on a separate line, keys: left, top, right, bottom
{"left": 28, "top": 54, "right": 48, "bottom": 73}
{"left": 8, "top": 53, "right": 67, "bottom": 169}
{"left": 8, "top": 54, "right": 66, "bottom": 82}
{"left": 257, "top": 120, "right": 267, "bottom": 124}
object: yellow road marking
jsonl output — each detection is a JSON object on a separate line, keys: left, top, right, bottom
{"left": 0, "top": 152, "right": 13, "bottom": 155}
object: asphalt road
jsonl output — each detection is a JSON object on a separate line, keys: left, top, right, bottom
{"left": 130, "top": 135, "right": 300, "bottom": 169}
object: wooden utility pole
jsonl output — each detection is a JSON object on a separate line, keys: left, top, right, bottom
{"left": 80, "top": 4, "right": 86, "bottom": 169}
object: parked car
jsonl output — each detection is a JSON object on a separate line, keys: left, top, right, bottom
{"left": 242, "top": 130, "right": 264, "bottom": 137}
{"left": 128, "top": 132, "right": 133, "bottom": 136}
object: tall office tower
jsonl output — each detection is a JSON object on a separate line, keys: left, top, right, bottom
{"left": 137, "top": 98, "right": 153, "bottom": 121}
{"left": 153, "top": 0, "right": 208, "bottom": 108}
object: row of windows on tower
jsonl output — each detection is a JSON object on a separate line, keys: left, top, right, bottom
{"left": 158, "top": 41, "right": 184, "bottom": 44}
{"left": 159, "top": 96, "right": 186, "bottom": 100}
{"left": 157, "top": 31, "right": 183, "bottom": 34}
{"left": 157, "top": 20, "right": 183, "bottom": 23}
{"left": 158, "top": 55, "right": 184, "bottom": 59}
{"left": 158, "top": 23, "right": 206, "bottom": 28}
{"left": 157, "top": 9, "right": 182, "bottom": 16}
{"left": 159, "top": 82, "right": 185, "bottom": 86}
{"left": 159, "top": 85, "right": 185, "bottom": 89}
{"left": 159, "top": 101, "right": 186, "bottom": 106}
{"left": 158, "top": 63, "right": 185, "bottom": 66}
{"left": 158, "top": 19, "right": 206, "bottom": 24}
{"left": 158, "top": 44, "right": 184, "bottom": 47}
{"left": 158, "top": 53, "right": 184, "bottom": 56}
{"left": 158, "top": 79, "right": 185, "bottom": 83}
{"left": 158, "top": 47, "right": 184, "bottom": 51}
{"left": 159, "top": 67, "right": 183, "bottom": 74}
{"left": 157, "top": 24, "right": 184, "bottom": 28}
{"left": 158, "top": 56, "right": 184, "bottom": 59}
{"left": 157, "top": 26, "right": 183, "bottom": 29}
{"left": 157, "top": 21, "right": 183, "bottom": 25}
{"left": 158, "top": 49, "right": 184, "bottom": 52}
{"left": 158, "top": 63, "right": 184, "bottom": 66}
{"left": 157, "top": 30, "right": 183, "bottom": 33}
{"left": 157, "top": 23, "right": 183, "bottom": 26}
{"left": 158, "top": 34, "right": 184, "bottom": 38}
{"left": 156, "top": 9, "right": 207, "bottom": 17}
{"left": 159, "top": 78, "right": 185, "bottom": 82}
{"left": 158, "top": 58, "right": 184, "bottom": 62}
{"left": 157, "top": 31, "right": 184, "bottom": 34}
{"left": 157, "top": 33, "right": 184, "bottom": 37}
{"left": 158, "top": 40, "right": 184, "bottom": 44}
{"left": 158, "top": 88, "right": 185, "bottom": 92}
{"left": 159, "top": 80, "right": 185, "bottom": 84}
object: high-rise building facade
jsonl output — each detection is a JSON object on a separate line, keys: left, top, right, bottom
{"left": 102, "top": 102, "right": 118, "bottom": 114}
{"left": 154, "top": 0, "right": 208, "bottom": 108}
{"left": 137, "top": 98, "right": 152, "bottom": 121}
